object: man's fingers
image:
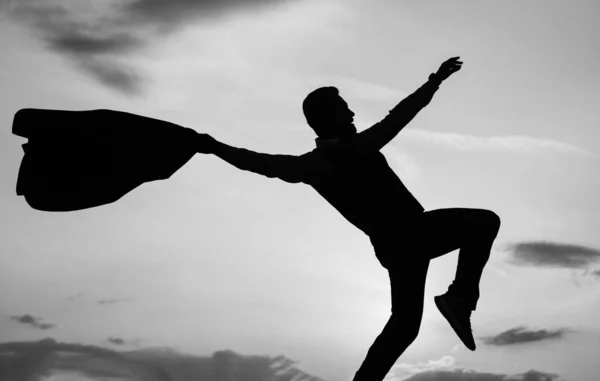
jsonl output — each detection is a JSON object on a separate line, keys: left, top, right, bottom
{"left": 445, "top": 64, "right": 461, "bottom": 72}
{"left": 436, "top": 57, "right": 463, "bottom": 79}
{"left": 442, "top": 61, "right": 462, "bottom": 70}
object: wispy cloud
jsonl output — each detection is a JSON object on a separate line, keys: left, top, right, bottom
{"left": 589, "top": 268, "right": 600, "bottom": 278}
{"left": 216, "top": 352, "right": 325, "bottom": 381}
{"left": 390, "top": 367, "right": 566, "bottom": 381}
{"left": 328, "top": 75, "right": 408, "bottom": 103}
{"left": 107, "top": 336, "right": 142, "bottom": 347}
{"left": 6, "top": 1, "right": 147, "bottom": 95}
{"left": 382, "top": 145, "right": 421, "bottom": 182}
{"left": 108, "top": 336, "right": 126, "bottom": 345}
{"left": 3, "top": 0, "right": 299, "bottom": 95}
{"left": 504, "top": 241, "right": 600, "bottom": 269}
{"left": 97, "top": 297, "right": 134, "bottom": 305}
{"left": 480, "top": 326, "right": 573, "bottom": 346}
{"left": 65, "top": 292, "right": 83, "bottom": 301}
{"left": 120, "top": 0, "right": 294, "bottom": 30}
{"left": 9, "top": 314, "right": 56, "bottom": 330}
{"left": 331, "top": 74, "right": 596, "bottom": 160}
{"left": 571, "top": 267, "right": 600, "bottom": 287}
{"left": 503, "top": 370, "right": 567, "bottom": 381}
{"left": 390, "top": 355, "right": 456, "bottom": 379}
{"left": 390, "top": 368, "right": 566, "bottom": 381}
{"left": 404, "top": 129, "right": 596, "bottom": 158}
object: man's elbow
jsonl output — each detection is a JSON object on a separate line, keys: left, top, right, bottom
{"left": 277, "top": 172, "right": 305, "bottom": 184}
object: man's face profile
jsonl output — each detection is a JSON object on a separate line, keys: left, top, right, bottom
{"left": 327, "top": 95, "right": 357, "bottom": 139}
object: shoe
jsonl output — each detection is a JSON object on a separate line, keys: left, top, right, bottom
{"left": 434, "top": 293, "right": 476, "bottom": 351}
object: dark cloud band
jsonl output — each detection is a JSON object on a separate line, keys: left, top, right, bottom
{"left": 480, "top": 325, "right": 573, "bottom": 346}
{"left": 9, "top": 314, "right": 56, "bottom": 330}
{"left": 402, "top": 368, "right": 563, "bottom": 381}
{"left": 4, "top": 0, "right": 295, "bottom": 95}
{"left": 505, "top": 241, "right": 600, "bottom": 269}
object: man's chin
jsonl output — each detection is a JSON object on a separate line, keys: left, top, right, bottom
{"left": 329, "top": 125, "right": 357, "bottom": 139}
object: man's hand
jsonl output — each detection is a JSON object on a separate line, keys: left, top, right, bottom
{"left": 434, "top": 56, "right": 463, "bottom": 82}
{"left": 195, "top": 132, "right": 218, "bottom": 154}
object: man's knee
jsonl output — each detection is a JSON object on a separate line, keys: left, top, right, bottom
{"left": 389, "top": 313, "right": 421, "bottom": 342}
{"left": 481, "top": 210, "right": 501, "bottom": 233}
{"left": 404, "top": 321, "right": 421, "bottom": 343}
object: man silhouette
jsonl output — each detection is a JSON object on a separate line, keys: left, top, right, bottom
{"left": 195, "top": 56, "right": 501, "bottom": 381}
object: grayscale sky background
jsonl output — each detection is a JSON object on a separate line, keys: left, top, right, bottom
{"left": 1, "top": 1, "right": 599, "bottom": 381}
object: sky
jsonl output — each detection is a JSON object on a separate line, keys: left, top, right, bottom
{"left": 1, "top": 0, "right": 600, "bottom": 381}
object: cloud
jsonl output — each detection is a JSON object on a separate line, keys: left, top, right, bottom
{"left": 382, "top": 145, "right": 421, "bottom": 182}
{"left": 504, "top": 241, "right": 600, "bottom": 269}
{"left": 503, "top": 369, "right": 566, "bottom": 381}
{"left": 6, "top": 1, "right": 147, "bottom": 95}
{"left": 65, "top": 292, "right": 83, "bottom": 301}
{"left": 120, "top": 0, "right": 294, "bottom": 31}
{"left": 398, "top": 368, "right": 501, "bottom": 381}
{"left": 107, "top": 336, "right": 143, "bottom": 347}
{"left": 404, "top": 129, "right": 596, "bottom": 158}
{"left": 9, "top": 314, "right": 56, "bottom": 330}
{"left": 391, "top": 368, "right": 566, "bottom": 381}
{"left": 97, "top": 297, "right": 134, "bottom": 305}
{"left": 213, "top": 351, "right": 325, "bottom": 381}
{"left": 328, "top": 76, "right": 408, "bottom": 103}
{"left": 77, "top": 58, "right": 145, "bottom": 95}
{"left": 480, "top": 326, "right": 573, "bottom": 346}
{"left": 570, "top": 267, "right": 600, "bottom": 287}
{"left": 108, "top": 336, "right": 126, "bottom": 345}
{"left": 389, "top": 356, "right": 456, "bottom": 379}
{"left": 487, "top": 262, "right": 509, "bottom": 278}
{"left": 4, "top": 0, "right": 298, "bottom": 95}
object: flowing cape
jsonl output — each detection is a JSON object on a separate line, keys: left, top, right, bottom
{"left": 13, "top": 108, "right": 198, "bottom": 212}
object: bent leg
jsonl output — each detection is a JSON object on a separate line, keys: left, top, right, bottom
{"left": 406, "top": 208, "right": 501, "bottom": 311}
{"left": 353, "top": 259, "right": 430, "bottom": 381}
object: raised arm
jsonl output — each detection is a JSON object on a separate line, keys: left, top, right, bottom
{"left": 195, "top": 133, "right": 320, "bottom": 184}
{"left": 357, "top": 56, "right": 463, "bottom": 151}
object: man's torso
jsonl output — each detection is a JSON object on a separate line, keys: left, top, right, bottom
{"left": 302, "top": 139, "right": 424, "bottom": 238}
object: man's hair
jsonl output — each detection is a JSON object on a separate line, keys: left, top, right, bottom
{"left": 302, "top": 86, "right": 339, "bottom": 135}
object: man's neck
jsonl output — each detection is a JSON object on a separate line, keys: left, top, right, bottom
{"left": 315, "top": 135, "right": 355, "bottom": 149}
{"left": 315, "top": 137, "right": 339, "bottom": 148}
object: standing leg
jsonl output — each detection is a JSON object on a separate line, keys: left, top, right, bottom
{"left": 353, "top": 208, "right": 501, "bottom": 380}
{"left": 353, "top": 259, "right": 430, "bottom": 381}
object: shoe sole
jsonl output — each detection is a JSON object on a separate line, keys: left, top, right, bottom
{"left": 435, "top": 295, "right": 476, "bottom": 351}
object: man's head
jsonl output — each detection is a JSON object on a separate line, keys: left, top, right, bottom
{"left": 302, "top": 86, "right": 356, "bottom": 139}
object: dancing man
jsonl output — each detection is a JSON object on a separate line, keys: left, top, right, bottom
{"left": 195, "top": 56, "right": 501, "bottom": 381}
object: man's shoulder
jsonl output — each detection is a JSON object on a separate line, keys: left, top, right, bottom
{"left": 298, "top": 149, "right": 327, "bottom": 164}
{"left": 294, "top": 149, "right": 336, "bottom": 178}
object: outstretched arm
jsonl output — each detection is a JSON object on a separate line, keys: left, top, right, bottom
{"left": 195, "top": 133, "right": 319, "bottom": 184}
{"left": 357, "top": 56, "right": 463, "bottom": 151}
